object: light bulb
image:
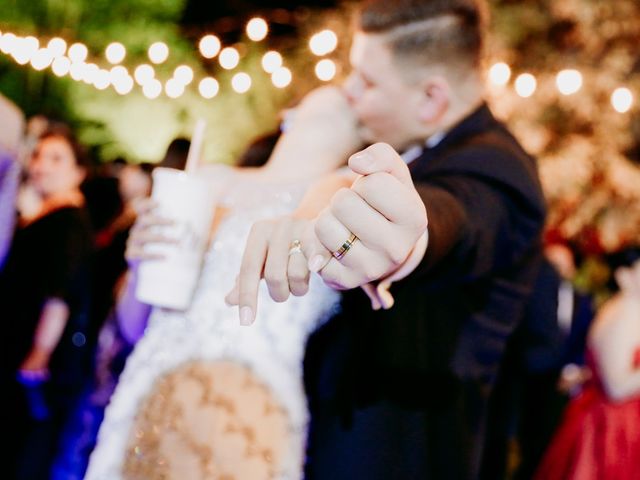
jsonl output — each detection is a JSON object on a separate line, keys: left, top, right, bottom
{"left": 231, "top": 72, "right": 252, "bottom": 93}
{"left": 198, "top": 77, "right": 219, "bottom": 99}
{"left": 199, "top": 35, "right": 221, "bottom": 59}
{"left": 309, "top": 30, "right": 338, "bottom": 56}
{"left": 246, "top": 17, "right": 268, "bottom": 41}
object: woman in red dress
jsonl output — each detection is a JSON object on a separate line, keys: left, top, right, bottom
{"left": 535, "top": 257, "right": 640, "bottom": 480}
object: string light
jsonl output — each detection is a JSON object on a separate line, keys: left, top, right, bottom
{"left": 13, "top": 36, "right": 39, "bottom": 65}
{"left": 93, "top": 68, "right": 111, "bottom": 90}
{"left": 309, "top": 30, "right": 338, "bottom": 56}
{"left": 198, "top": 77, "right": 219, "bottom": 99}
{"left": 488, "top": 62, "right": 511, "bottom": 86}
{"left": 51, "top": 56, "right": 71, "bottom": 77}
{"left": 315, "top": 59, "right": 336, "bottom": 81}
{"left": 611, "top": 87, "right": 633, "bottom": 113}
{"left": 219, "top": 47, "right": 240, "bottom": 70}
{"left": 105, "top": 42, "right": 126, "bottom": 64}
{"left": 0, "top": 32, "right": 17, "bottom": 54}
{"left": 271, "top": 66, "right": 292, "bottom": 88}
{"left": 8, "top": 27, "right": 633, "bottom": 109}
{"left": 261, "top": 51, "right": 282, "bottom": 73}
{"left": 109, "top": 66, "right": 129, "bottom": 86}
{"left": 68, "top": 43, "right": 88, "bottom": 63}
{"left": 31, "top": 48, "right": 54, "bottom": 70}
{"left": 134, "top": 64, "right": 155, "bottom": 85}
{"left": 515, "top": 73, "right": 537, "bottom": 98}
{"left": 199, "top": 35, "right": 221, "bottom": 59}
{"left": 173, "top": 65, "right": 194, "bottom": 85}
{"left": 231, "top": 72, "right": 251, "bottom": 93}
{"left": 46, "top": 37, "right": 67, "bottom": 58}
{"left": 246, "top": 17, "right": 268, "bottom": 42}
{"left": 142, "top": 79, "right": 162, "bottom": 99}
{"left": 113, "top": 74, "right": 134, "bottom": 95}
{"left": 148, "top": 42, "right": 169, "bottom": 64}
{"left": 556, "top": 69, "right": 582, "bottom": 95}
{"left": 165, "top": 78, "right": 185, "bottom": 98}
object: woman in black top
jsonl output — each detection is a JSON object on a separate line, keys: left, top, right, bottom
{"left": 0, "top": 124, "right": 93, "bottom": 479}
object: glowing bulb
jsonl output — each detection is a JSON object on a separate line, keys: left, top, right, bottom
{"left": 13, "top": 36, "right": 39, "bottom": 64}
{"left": 105, "top": 42, "right": 126, "bottom": 64}
{"left": 611, "top": 87, "right": 633, "bottom": 113}
{"left": 164, "top": 78, "right": 185, "bottom": 98}
{"left": 148, "top": 42, "right": 169, "bottom": 64}
{"left": 556, "top": 69, "right": 582, "bottom": 95}
{"left": 113, "top": 75, "right": 134, "bottom": 95}
{"left": 46, "top": 37, "right": 67, "bottom": 58}
{"left": 81, "top": 63, "right": 99, "bottom": 84}
{"left": 173, "top": 65, "right": 194, "bottom": 85}
{"left": 134, "top": 64, "right": 155, "bottom": 85}
{"left": 246, "top": 17, "right": 268, "bottom": 41}
{"left": 515, "top": 73, "right": 537, "bottom": 98}
{"left": 51, "top": 56, "right": 71, "bottom": 77}
{"left": 198, "top": 77, "right": 219, "bottom": 99}
{"left": 488, "top": 62, "right": 511, "bottom": 86}
{"left": 199, "top": 34, "right": 221, "bottom": 59}
{"left": 31, "top": 48, "right": 54, "bottom": 70}
{"left": 143, "top": 79, "right": 162, "bottom": 99}
{"left": 231, "top": 72, "right": 251, "bottom": 93}
{"left": 315, "top": 59, "right": 337, "bottom": 81}
{"left": 309, "top": 30, "right": 338, "bottom": 56}
{"left": 93, "top": 69, "right": 111, "bottom": 90}
{"left": 23, "top": 36, "right": 40, "bottom": 54}
{"left": 68, "top": 43, "right": 88, "bottom": 63}
{"left": 271, "top": 66, "right": 292, "bottom": 88}
{"left": 0, "top": 33, "right": 18, "bottom": 54}
{"left": 261, "top": 51, "right": 282, "bottom": 73}
{"left": 219, "top": 47, "right": 240, "bottom": 70}
{"left": 109, "top": 65, "right": 128, "bottom": 83}
{"left": 69, "top": 62, "right": 85, "bottom": 81}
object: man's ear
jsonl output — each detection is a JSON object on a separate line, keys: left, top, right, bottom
{"left": 417, "top": 76, "right": 450, "bottom": 123}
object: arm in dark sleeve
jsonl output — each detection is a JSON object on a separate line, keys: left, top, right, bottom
{"left": 41, "top": 211, "right": 91, "bottom": 302}
{"left": 408, "top": 173, "right": 526, "bottom": 283}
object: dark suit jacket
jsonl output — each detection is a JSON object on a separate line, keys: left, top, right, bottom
{"left": 304, "top": 104, "right": 547, "bottom": 479}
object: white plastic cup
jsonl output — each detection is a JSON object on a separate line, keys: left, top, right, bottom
{"left": 135, "top": 167, "right": 216, "bottom": 310}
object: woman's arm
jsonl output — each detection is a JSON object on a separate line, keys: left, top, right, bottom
{"left": 114, "top": 266, "right": 153, "bottom": 345}
{"left": 589, "top": 261, "right": 640, "bottom": 402}
{"left": 19, "top": 297, "right": 70, "bottom": 376}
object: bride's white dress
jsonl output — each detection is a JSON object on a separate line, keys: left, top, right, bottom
{"left": 86, "top": 170, "right": 340, "bottom": 480}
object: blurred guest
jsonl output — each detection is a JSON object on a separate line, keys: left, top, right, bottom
{"left": 0, "top": 124, "right": 94, "bottom": 480}
{"left": 0, "top": 94, "right": 25, "bottom": 270}
{"left": 535, "top": 250, "right": 640, "bottom": 480}
{"left": 52, "top": 147, "right": 183, "bottom": 479}
{"left": 481, "top": 239, "right": 595, "bottom": 479}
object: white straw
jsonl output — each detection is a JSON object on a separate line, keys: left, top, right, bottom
{"left": 185, "top": 119, "right": 206, "bottom": 173}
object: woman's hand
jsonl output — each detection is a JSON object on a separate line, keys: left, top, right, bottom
{"left": 18, "top": 347, "right": 51, "bottom": 382}
{"left": 125, "top": 198, "right": 177, "bottom": 266}
{"left": 225, "top": 216, "right": 315, "bottom": 325}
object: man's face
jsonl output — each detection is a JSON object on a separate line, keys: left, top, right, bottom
{"left": 344, "top": 32, "right": 426, "bottom": 151}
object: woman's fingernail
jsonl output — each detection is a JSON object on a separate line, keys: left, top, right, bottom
{"left": 308, "top": 255, "right": 325, "bottom": 272}
{"left": 240, "top": 306, "right": 254, "bottom": 326}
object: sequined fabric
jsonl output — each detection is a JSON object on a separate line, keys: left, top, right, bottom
{"left": 86, "top": 168, "right": 341, "bottom": 480}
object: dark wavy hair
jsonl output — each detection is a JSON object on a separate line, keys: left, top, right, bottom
{"left": 36, "top": 122, "right": 90, "bottom": 168}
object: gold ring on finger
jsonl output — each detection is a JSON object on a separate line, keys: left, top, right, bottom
{"left": 332, "top": 232, "right": 358, "bottom": 261}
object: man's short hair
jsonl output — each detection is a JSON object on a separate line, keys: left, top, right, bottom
{"left": 358, "top": 0, "right": 487, "bottom": 75}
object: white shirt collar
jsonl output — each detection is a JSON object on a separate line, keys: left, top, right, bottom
{"left": 400, "top": 131, "right": 446, "bottom": 165}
